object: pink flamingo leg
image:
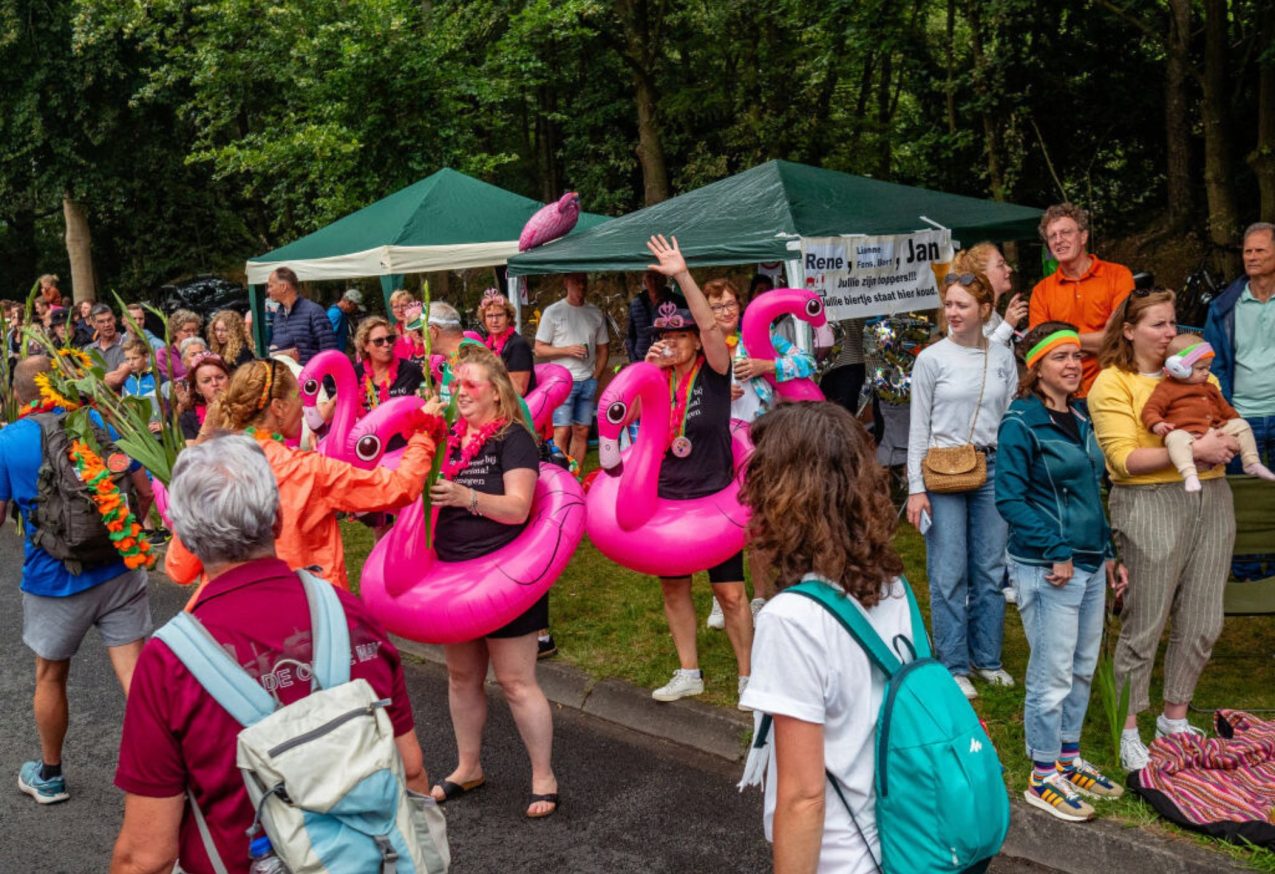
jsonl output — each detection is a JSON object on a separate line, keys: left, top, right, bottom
{"left": 740, "top": 288, "right": 829, "bottom": 402}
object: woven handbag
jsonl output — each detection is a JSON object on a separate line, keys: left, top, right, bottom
{"left": 922, "top": 343, "right": 989, "bottom": 494}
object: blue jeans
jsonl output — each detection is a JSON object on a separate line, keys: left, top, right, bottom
{"left": 924, "top": 459, "right": 1008, "bottom": 676}
{"left": 1228, "top": 413, "right": 1275, "bottom": 579}
{"left": 1008, "top": 559, "right": 1106, "bottom": 763}
{"left": 552, "top": 377, "right": 598, "bottom": 427}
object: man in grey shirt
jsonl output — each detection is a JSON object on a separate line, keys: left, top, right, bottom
{"left": 89, "top": 304, "right": 130, "bottom": 390}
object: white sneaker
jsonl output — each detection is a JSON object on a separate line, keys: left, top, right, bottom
{"left": 750, "top": 597, "right": 766, "bottom": 618}
{"left": 737, "top": 676, "right": 752, "bottom": 712}
{"left": 1155, "top": 714, "right": 1206, "bottom": 740}
{"left": 1003, "top": 586, "right": 1017, "bottom": 605}
{"left": 652, "top": 669, "right": 705, "bottom": 702}
{"left": 953, "top": 675, "right": 978, "bottom": 699}
{"left": 706, "top": 598, "right": 725, "bottom": 630}
{"left": 976, "top": 668, "right": 1015, "bottom": 687}
{"left": 1120, "top": 731, "right": 1150, "bottom": 771}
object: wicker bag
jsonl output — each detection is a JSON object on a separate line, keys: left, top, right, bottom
{"left": 921, "top": 343, "right": 989, "bottom": 494}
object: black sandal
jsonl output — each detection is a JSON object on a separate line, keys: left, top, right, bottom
{"left": 526, "top": 792, "right": 559, "bottom": 819}
{"left": 432, "top": 777, "right": 484, "bottom": 803}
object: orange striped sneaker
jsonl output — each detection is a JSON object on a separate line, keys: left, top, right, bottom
{"left": 1059, "top": 758, "right": 1124, "bottom": 799}
{"left": 1024, "top": 770, "right": 1094, "bottom": 822}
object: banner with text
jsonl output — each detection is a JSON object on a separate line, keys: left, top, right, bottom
{"left": 800, "top": 230, "right": 952, "bottom": 320}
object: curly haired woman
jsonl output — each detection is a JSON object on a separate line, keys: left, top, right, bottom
{"left": 738, "top": 401, "right": 909, "bottom": 873}
{"left": 206, "top": 309, "right": 254, "bottom": 368}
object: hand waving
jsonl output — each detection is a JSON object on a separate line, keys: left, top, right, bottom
{"left": 645, "top": 234, "right": 688, "bottom": 277}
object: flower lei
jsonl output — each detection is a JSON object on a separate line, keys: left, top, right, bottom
{"left": 33, "top": 372, "right": 79, "bottom": 412}
{"left": 67, "top": 440, "right": 155, "bottom": 570}
{"left": 245, "top": 426, "right": 285, "bottom": 443}
{"left": 58, "top": 347, "right": 94, "bottom": 371}
{"left": 442, "top": 417, "right": 507, "bottom": 480}
{"left": 362, "top": 358, "right": 399, "bottom": 411}
{"left": 483, "top": 328, "right": 513, "bottom": 357}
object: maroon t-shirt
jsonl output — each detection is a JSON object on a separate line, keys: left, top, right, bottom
{"left": 114, "top": 558, "right": 415, "bottom": 874}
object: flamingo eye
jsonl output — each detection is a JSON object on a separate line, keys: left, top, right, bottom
{"left": 805, "top": 298, "right": 824, "bottom": 318}
{"left": 302, "top": 378, "right": 319, "bottom": 397}
{"left": 355, "top": 435, "right": 382, "bottom": 462}
{"left": 605, "top": 401, "right": 628, "bottom": 425}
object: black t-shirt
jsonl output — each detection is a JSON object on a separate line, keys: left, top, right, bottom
{"left": 496, "top": 332, "right": 537, "bottom": 395}
{"left": 179, "top": 408, "right": 203, "bottom": 440}
{"left": 657, "top": 361, "right": 734, "bottom": 500}
{"left": 354, "top": 359, "right": 425, "bottom": 414}
{"left": 1048, "top": 406, "right": 1081, "bottom": 443}
{"left": 436, "top": 424, "right": 540, "bottom": 562}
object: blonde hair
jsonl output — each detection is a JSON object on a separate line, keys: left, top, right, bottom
{"left": 455, "top": 344, "right": 530, "bottom": 438}
{"left": 207, "top": 309, "right": 248, "bottom": 364}
{"left": 1097, "top": 289, "right": 1176, "bottom": 373}
{"left": 217, "top": 358, "right": 298, "bottom": 430}
{"left": 389, "top": 289, "right": 416, "bottom": 313}
{"left": 353, "top": 316, "right": 392, "bottom": 359}
{"left": 953, "top": 243, "right": 1001, "bottom": 279}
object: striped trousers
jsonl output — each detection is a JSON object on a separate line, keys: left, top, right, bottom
{"left": 1109, "top": 477, "right": 1236, "bottom": 714}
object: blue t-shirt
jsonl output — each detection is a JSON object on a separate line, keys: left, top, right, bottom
{"left": 327, "top": 304, "right": 350, "bottom": 352}
{"left": 0, "top": 415, "right": 129, "bottom": 597}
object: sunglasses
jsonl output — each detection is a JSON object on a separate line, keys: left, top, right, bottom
{"left": 458, "top": 378, "right": 490, "bottom": 393}
{"left": 367, "top": 334, "right": 396, "bottom": 347}
{"left": 943, "top": 273, "right": 977, "bottom": 287}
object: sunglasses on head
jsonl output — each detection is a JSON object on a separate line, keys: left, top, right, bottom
{"left": 943, "top": 273, "right": 977, "bottom": 287}
{"left": 368, "top": 334, "right": 396, "bottom": 347}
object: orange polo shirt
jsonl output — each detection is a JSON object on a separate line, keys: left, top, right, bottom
{"left": 1029, "top": 256, "right": 1134, "bottom": 395}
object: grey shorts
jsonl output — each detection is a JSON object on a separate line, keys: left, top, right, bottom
{"left": 22, "top": 568, "right": 153, "bottom": 661}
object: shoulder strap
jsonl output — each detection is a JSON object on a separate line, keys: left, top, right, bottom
{"left": 787, "top": 578, "right": 902, "bottom": 676}
{"left": 299, "top": 570, "right": 351, "bottom": 690}
{"left": 153, "top": 613, "right": 276, "bottom": 727}
{"left": 966, "top": 341, "right": 990, "bottom": 442}
{"left": 895, "top": 576, "right": 933, "bottom": 659}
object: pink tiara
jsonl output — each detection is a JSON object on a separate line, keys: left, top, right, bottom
{"left": 481, "top": 288, "right": 507, "bottom": 306}
{"left": 653, "top": 301, "right": 684, "bottom": 329}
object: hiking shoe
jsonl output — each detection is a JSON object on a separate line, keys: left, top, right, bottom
{"left": 1024, "top": 771, "right": 1094, "bottom": 822}
{"left": 536, "top": 635, "right": 557, "bottom": 660}
{"left": 652, "top": 669, "right": 704, "bottom": 702}
{"left": 706, "top": 598, "right": 725, "bottom": 630}
{"left": 18, "top": 761, "right": 69, "bottom": 805}
{"left": 737, "top": 676, "right": 752, "bottom": 712}
{"left": 750, "top": 597, "right": 766, "bottom": 618}
{"left": 1119, "top": 732, "right": 1149, "bottom": 771}
{"left": 1155, "top": 714, "right": 1206, "bottom": 740}
{"left": 976, "top": 668, "right": 1015, "bottom": 687}
{"left": 953, "top": 675, "right": 978, "bottom": 700}
{"left": 1059, "top": 757, "right": 1124, "bottom": 799}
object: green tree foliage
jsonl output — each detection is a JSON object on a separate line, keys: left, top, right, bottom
{"left": 0, "top": 0, "right": 1270, "bottom": 298}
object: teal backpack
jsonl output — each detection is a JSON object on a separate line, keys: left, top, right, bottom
{"left": 759, "top": 576, "right": 1009, "bottom": 873}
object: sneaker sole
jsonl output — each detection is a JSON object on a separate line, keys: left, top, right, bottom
{"left": 651, "top": 686, "right": 704, "bottom": 702}
{"left": 1023, "top": 789, "right": 1092, "bottom": 822}
{"left": 18, "top": 776, "right": 69, "bottom": 805}
{"left": 1061, "top": 772, "right": 1125, "bottom": 800}
{"left": 706, "top": 620, "right": 724, "bottom": 630}
{"left": 1119, "top": 755, "right": 1148, "bottom": 772}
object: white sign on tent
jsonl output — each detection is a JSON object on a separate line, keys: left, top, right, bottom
{"left": 800, "top": 229, "right": 953, "bottom": 320}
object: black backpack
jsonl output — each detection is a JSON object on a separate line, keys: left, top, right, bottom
{"left": 29, "top": 413, "right": 134, "bottom": 575}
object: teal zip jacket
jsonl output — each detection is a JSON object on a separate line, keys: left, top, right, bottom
{"left": 994, "top": 395, "right": 1113, "bottom": 571}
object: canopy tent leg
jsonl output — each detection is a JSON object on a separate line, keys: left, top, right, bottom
{"left": 380, "top": 274, "right": 404, "bottom": 314}
{"left": 248, "top": 283, "right": 267, "bottom": 356}
{"left": 784, "top": 257, "right": 813, "bottom": 354}
{"left": 508, "top": 274, "right": 522, "bottom": 332}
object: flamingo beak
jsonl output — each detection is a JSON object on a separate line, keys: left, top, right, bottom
{"left": 598, "top": 437, "right": 622, "bottom": 472}
{"left": 303, "top": 406, "right": 325, "bottom": 432}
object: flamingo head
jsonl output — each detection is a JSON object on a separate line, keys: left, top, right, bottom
{"left": 595, "top": 362, "right": 670, "bottom": 475}
{"left": 596, "top": 393, "right": 630, "bottom": 473}
{"left": 345, "top": 396, "right": 426, "bottom": 469}
{"left": 557, "top": 192, "right": 580, "bottom": 216}
{"left": 740, "top": 288, "right": 828, "bottom": 357}
{"left": 297, "top": 351, "right": 343, "bottom": 431}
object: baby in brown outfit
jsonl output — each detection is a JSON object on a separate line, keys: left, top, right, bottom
{"left": 1141, "top": 334, "right": 1275, "bottom": 492}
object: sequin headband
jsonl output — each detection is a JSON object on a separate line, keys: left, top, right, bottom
{"left": 1024, "top": 330, "right": 1081, "bottom": 369}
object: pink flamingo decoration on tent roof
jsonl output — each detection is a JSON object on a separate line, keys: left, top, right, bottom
{"left": 585, "top": 362, "right": 752, "bottom": 577}
{"left": 740, "top": 288, "right": 829, "bottom": 402}
{"left": 519, "top": 192, "right": 581, "bottom": 251}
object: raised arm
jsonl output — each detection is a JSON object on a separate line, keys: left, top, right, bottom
{"left": 645, "top": 234, "right": 730, "bottom": 375}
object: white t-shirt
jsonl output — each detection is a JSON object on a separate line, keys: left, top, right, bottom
{"left": 535, "top": 298, "right": 609, "bottom": 381}
{"left": 740, "top": 579, "right": 913, "bottom": 874}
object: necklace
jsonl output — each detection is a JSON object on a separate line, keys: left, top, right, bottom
{"left": 245, "top": 426, "right": 285, "bottom": 443}
{"left": 362, "top": 357, "right": 399, "bottom": 410}
{"left": 667, "top": 356, "right": 703, "bottom": 458}
{"left": 442, "top": 417, "right": 507, "bottom": 480}
{"left": 484, "top": 329, "right": 513, "bottom": 357}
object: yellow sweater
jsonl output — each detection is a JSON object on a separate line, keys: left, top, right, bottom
{"left": 1088, "top": 367, "right": 1227, "bottom": 486}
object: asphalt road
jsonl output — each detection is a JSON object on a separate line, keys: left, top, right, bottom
{"left": 0, "top": 530, "right": 1047, "bottom": 872}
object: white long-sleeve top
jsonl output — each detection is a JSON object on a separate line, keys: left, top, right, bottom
{"left": 906, "top": 337, "right": 1018, "bottom": 494}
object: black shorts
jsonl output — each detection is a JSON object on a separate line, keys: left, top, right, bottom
{"left": 707, "top": 550, "right": 745, "bottom": 584}
{"left": 487, "top": 591, "right": 550, "bottom": 639}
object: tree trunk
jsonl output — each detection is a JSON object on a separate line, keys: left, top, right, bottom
{"left": 615, "top": 0, "right": 671, "bottom": 205}
{"left": 876, "top": 51, "right": 894, "bottom": 177}
{"left": 966, "top": 1, "right": 1005, "bottom": 200}
{"left": 945, "top": 0, "right": 957, "bottom": 136}
{"left": 1201, "top": 0, "right": 1240, "bottom": 250}
{"left": 1248, "top": 13, "right": 1275, "bottom": 221}
{"left": 62, "top": 194, "right": 96, "bottom": 304}
{"left": 1163, "top": 0, "right": 1192, "bottom": 230}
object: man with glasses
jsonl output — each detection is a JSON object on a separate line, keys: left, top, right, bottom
{"left": 89, "top": 304, "right": 132, "bottom": 390}
{"left": 1028, "top": 202, "right": 1134, "bottom": 396}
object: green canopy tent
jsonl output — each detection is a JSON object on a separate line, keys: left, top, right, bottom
{"left": 244, "top": 168, "right": 608, "bottom": 350}
{"left": 506, "top": 159, "right": 1042, "bottom": 280}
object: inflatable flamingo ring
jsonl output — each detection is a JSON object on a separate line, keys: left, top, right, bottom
{"left": 297, "top": 350, "right": 360, "bottom": 456}
{"left": 586, "top": 362, "right": 753, "bottom": 577}
{"left": 357, "top": 423, "right": 586, "bottom": 644}
{"left": 524, "top": 363, "right": 573, "bottom": 433}
{"left": 740, "top": 288, "right": 829, "bottom": 402}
